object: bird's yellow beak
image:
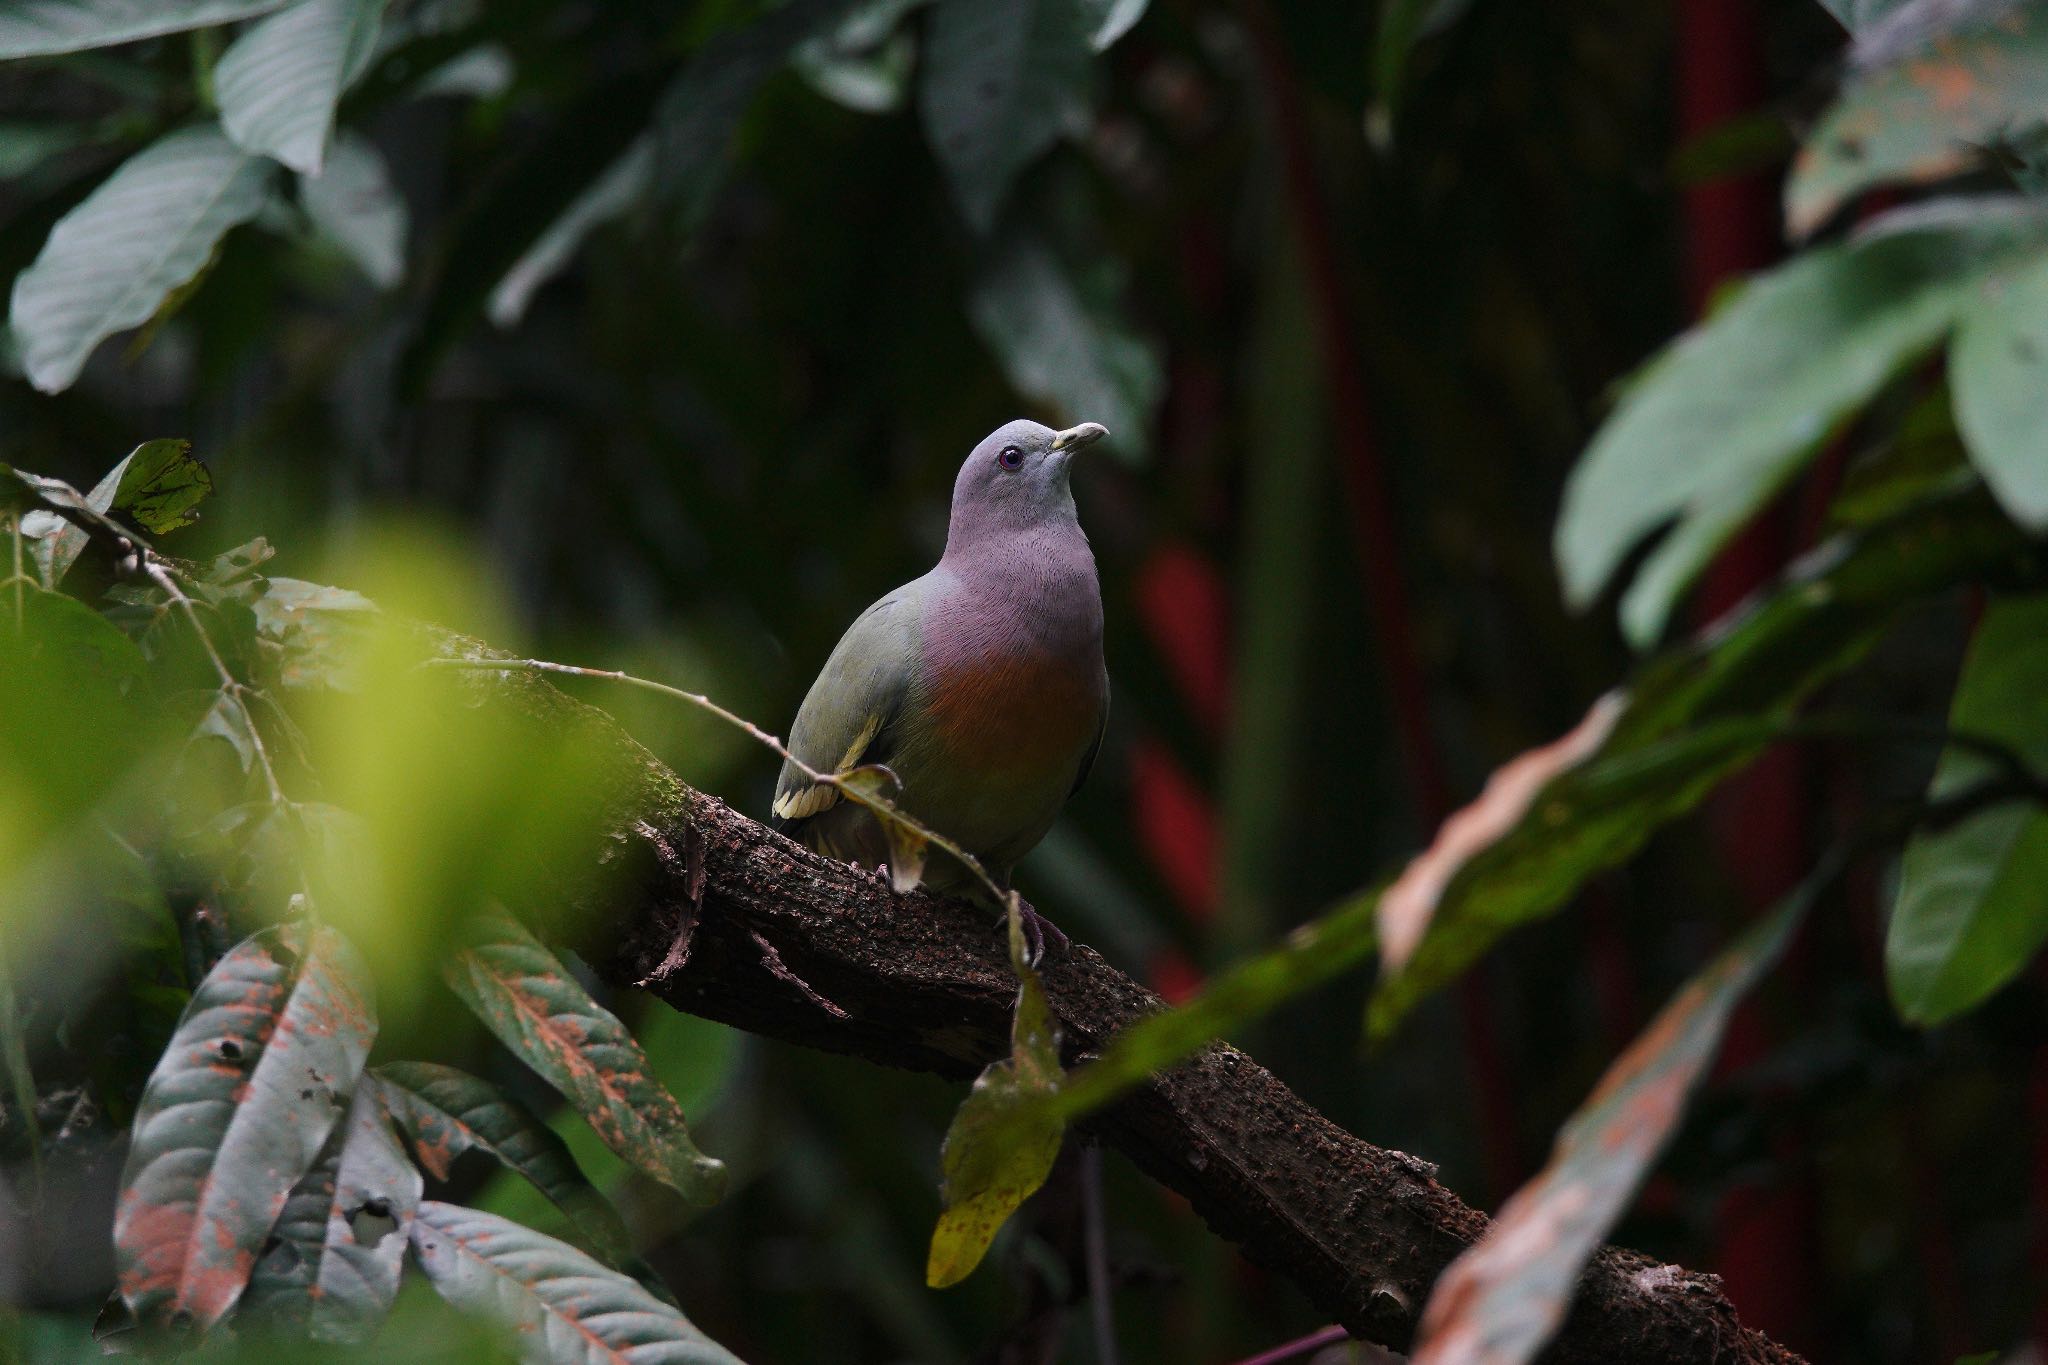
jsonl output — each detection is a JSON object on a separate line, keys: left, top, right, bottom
{"left": 1050, "top": 422, "right": 1109, "bottom": 453}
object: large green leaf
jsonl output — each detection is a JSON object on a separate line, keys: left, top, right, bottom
{"left": 301, "top": 132, "right": 408, "bottom": 289}
{"left": 306, "top": 1077, "right": 422, "bottom": 1344}
{"left": 445, "top": 906, "right": 726, "bottom": 1205}
{"left": 968, "top": 230, "right": 1162, "bottom": 461}
{"left": 1888, "top": 594, "right": 2048, "bottom": 1023}
{"left": 1789, "top": 3, "right": 2048, "bottom": 237}
{"left": 925, "top": 967, "right": 1062, "bottom": 1288}
{"left": 8, "top": 124, "right": 270, "bottom": 393}
{"left": 919, "top": 0, "right": 1094, "bottom": 232}
{"left": 215, "top": 0, "right": 385, "bottom": 175}
{"left": 1951, "top": 252, "right": 2048, "bottom": 529}
{"left": 1410, "top": 889, "right": 1808, "bottom": 1365}
{"left": 22, "top": 438, "right": 208, "bottom": 587}
{"left": 1555, "top": 198, "right": 2048, "bottom": 648}
{"left": 409, "top": 1202, "right": 743, "bottom": 1365}
{"left": 113, "top": 926, "right": 376, "bottom": 1329}
{"left": 0, "top": 0, "right": 291, "bottom": 58}
{"left": 376, "top": 1061, "right": 633, "bottom": 1266}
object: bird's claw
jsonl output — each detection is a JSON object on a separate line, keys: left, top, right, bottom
{"left": 996, "top": 903, "right": 1069, "bottom": 967}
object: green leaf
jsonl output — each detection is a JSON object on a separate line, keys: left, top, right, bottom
{"left": 1789, "top": 4, "right": 2048, "bottom": 236}
{"left": 968, "top": 230, "right": 1162, "bottom": 461}
{"left": 8, "top": 124, "right": 270, "bottom": 393}
{"left": 1555, "top": 198, "right": 2048, "bottom": 648}
{"left": 1951, "top": 251, "right": 2048, "bottom": 529}
{"left": 409, "top": 1201, "right": 743, "bottom": 1365}
{"left": 375, "top": 1061, "right": 635, "bottom": 1267}
{"left": 444, "top": 906, "right": 727, "bottom": 1206}
{"left": 1814, "top": 0, "right": 1917, "bottom": 33}
{"left": 919, "top": 0, "right": 1094, "bottom": 233}
{"left": 0, "top": 0, "right": 291, "bottom": 58}
{"left": 1888, "top": 594, "right": 2048, "bottom": 1023}
{"left": 215, "top": 0, "right": 385, "bottom": 176}
{"left": 1081, "top": 0, "right": 1145, "bottom": 49}
{"left": 1371, "top": 0, "right": 1474, "bottom": 128}
{"left": 793, "top": 0, "right": 926, "bottom": 113}
{"left": 487, "top": 137, "right": 650, "bottom": 329}
{"left": 25, "top": 439, "right": 208, "bottom": 587}
{"left": 307, "top": 1077, "right": 422, "bottom": 1344}
{"left": 0, "top": 958, "right": 39, "bottom": 1178}
{"left": 301, "top": 132, "right": 408, "bottom": 289}
{"left": 1410, "top": 887, "right": 1809, "bottom": 1365}
{"left": 925, "top": 967, "right": 1063, "bottom": 1288}
{"left": 238, "top": 1135, "right": 342, "bottom": 1333}
{"left": 113, "top": 925, "right": 376, "bottom": 1329}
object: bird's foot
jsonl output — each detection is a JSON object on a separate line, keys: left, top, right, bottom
{"left": 995, "top": 902, "right": 1069, "bottom": 967}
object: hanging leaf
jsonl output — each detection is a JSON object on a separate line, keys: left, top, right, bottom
{"left": 1888, "top": 594, "right": 2048, "bottom": 1023}
{"left": 238, "top": 1134, "right": 344, "bottom": 1333}
{"left": 1555, "top": 197, "right": 2048, "bottom": 648}
{"left": 968, "top": 231, "right": 1162, "bottom": 462}
{"left": 301, "top": 133, "right": 409, "bottom": 289}
{"left": 925, "top": 966, "right": 1063, "bottom": 1288}
{"left": 0, "top": 0, "right": 291, "bottom": 58}
{"left": 307, "top": 1077, "right": 422, "bottom": 1344}
{"left": 376, "top": 1061, "right": 634, "bottom": 1267}
{"left": 215, "top": 0, "right": 386, "bottom": 176}
{"left": 1410, "top": 889, "right": 1809, "bottom": 1365}
{"left": 1951, "top": 251, "right": 2048, "bottom": 529}
{"left": 113, "top": 925, "right": 376, "bottom": 1330}
{"left": 487, "top": 137, "right": 651, "bottom": 328}
{"left": 444, "top": 906, "right": 727, "bottom": 1205}
{"left": 920, "top": 0, "right": 1094, "bottom": 233}
{"left": 409, "top": 1202, "right": 743, "bottom": 1365}
{"left": 9, "top": 124, "right": 270, "bottom": 394}
{"left": 1789, "top": 4, "right": 2048, "bottom": 237}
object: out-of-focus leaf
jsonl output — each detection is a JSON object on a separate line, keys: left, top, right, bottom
{"left": 409, "top": 1202, "right": 743, "bottom": 1365}
{"left": 920, "top": 0, "right": 1094, "bottom": 233}
{"left": 0, "top": 0, "right": 291, "bottom": 58}
{"left": 8, "top": 124, "right": 270, "bottom": 393}
{"left": 1410, "top": 889, "right": 1808, "bottom": 1365}
{"left": 376, "top": 1061, "right": 634, "bottom": 1267}
{"left": 1371, "top": 0, "right": 1474, "bottom": 129}
{"left": 1790, "top": 2, "right": 2048, "bottom": 236}
{"left": 1555, "top": 198, "right": 2048, "bottom": 648}
{"left": 238, "top": 1135, "right": 343, "bottom": 1333}
{"left": 487, "top": 137, "right": 650, "bottom": 328}
{"left": 0, "top": 960, "right": 37, "bottom": 1175}
{"left": 1888, "top": 594, "right": 2048, "bottom": 1022}
{"left": 968, "top": 230, "right": 1162, "bottom": 460}
{"left": 1815, "top": 0, "right": 1919, "bottom": 32}
{"left": 301, "top": 133, "right": 408, "bottom": 289}
{"left": 249, "top": 575, "right": 375, "bottom": 689}
{"left": 0, "top": 119, "right": 97, "bottom": 179}
{"left": 925, "top": 967, "right": 1062, "bottom": 1288}
{"left": 1827, "top": 390, "right": 1972, "bottom": 531}
{"left": 113, "top": 926, "right": 375, "bottom": 1329}
{"left": 307, "top": 1077, "right": 422, "bottom": 1344}
{"left": 445, "top": 905, "right": 727, "bottom": 1206}
{"left": 1081, "top": 0, "right": 1146, "bottom": 49}
{"left": 794, "top": 0, "right": 923, "bottom": 114}
{"left": 1952, "top": 252, "right": 2048, "bottom": 528}
{"left": 215, "top": 0, "right": 385, "bottom": 176}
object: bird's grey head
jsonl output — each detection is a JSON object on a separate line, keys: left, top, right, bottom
{"left": 946, "top": 418, "right": 1108, "bottom": 548}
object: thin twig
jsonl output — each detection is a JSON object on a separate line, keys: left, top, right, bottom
{"left": 144, "top": 556, "right": 290, "bottom": 810}
{"left": 1081, "top": 1143, "right": 1118, "bottom": 1365}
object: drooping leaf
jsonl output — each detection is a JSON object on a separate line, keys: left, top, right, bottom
{"left": 376, "top": 1061, "right": 634, "bottom": 1267}
{"left": 487, "top": 137, "right": 651, "bottom": 328}
{"left": 1410, "top": 889, "right": 1809, "bottom": 1365}
{"left": 307, "top": 1077, "right": 422, "bottom": 1344}
{"left": 925, "top": 967, "right": 1063, "bottom": 1288}
{"left": 1555, "top": 198, "right": 2048, "bottom": 648}
{"left": 1951, "top": 251, "right": 2048, "bottom": 529}
{"left": 444, "top": 906, "right": 727, "bottom": 1205}
{"left": 919, "top": 0, "right": 1094, "bottom": 233}
{"left": 968, "top": 231, "right": 1162, "bottom": 461}
{"left": 301, "top": 132, "right": 408, "bottom": 289}
{"left": 0, "top": 0, "right": 291, "bottom": 58}
{"left": 409, "top": 1201, "right": 743, "bottom": 1365}
{"left": 8, "top": 124, "right": 270, "bottom": 393}
{"left": 793, "top": 0, "right": 927, "bottom": 113}
{"left": 1888, "top": 594, "right": 2048, "bottom": 1023}
{"left": 1790, "top": 2, "right": 2048, "bottom": 236}
{"left": 215, "top": 0, "right": 385, "bottom": 176}
{"left": 238, "top": 1131, "right": 344, "bottom": 1333}
{"left": 113, "top": 925, "right": 376, "bottom": 1329}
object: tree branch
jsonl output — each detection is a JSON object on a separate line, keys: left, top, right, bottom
{"left": 456, "top": 652, "right": 1805, "bottom": 1365}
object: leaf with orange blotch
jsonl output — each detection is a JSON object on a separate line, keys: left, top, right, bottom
{"left": 305, "top": 1076, "right": 422, "bottom": 1344}
{"left": 444, "top": 905, "right": 726, "bottom": 1206}
{"left": 113, "top": 925, "right": 375, "bottom": 1331}
{"left": 1409, "top": 886, "right": 1809, "bottom": 1365}
{"left": 1789, "top": 3, "right": 2048, "bottom": 237}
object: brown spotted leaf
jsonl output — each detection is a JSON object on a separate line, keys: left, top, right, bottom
{"left": 113, "top": 925, "right": 375, "bottom": 1330}
{"left": 444, "top": 906, "right": 726, "bottom": 1205}
{"left": 926, "top": 966, "right": 1063, "bottom": 1288}
{"left": 237, "top": 1127, "right": 343, "bottom": 1333}
{"left": 306, "top": 1076, "right": 422, "bottom": 1344}
{"left": 409, "top": 1201, "right": 743, "bottom": 1364}
{"left": 1411, "top": 888, "right": 1809, "bottom": 1365}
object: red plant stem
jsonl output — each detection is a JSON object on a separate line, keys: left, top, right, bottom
{"left": 1239, "top": 0, "right": 1522, "bottom": 1200}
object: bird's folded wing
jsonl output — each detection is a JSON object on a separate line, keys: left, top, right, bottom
{"left": 771, "top": 588, "right": 915, "bottom": 826}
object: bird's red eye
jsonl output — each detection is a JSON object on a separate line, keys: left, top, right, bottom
{"left": 997, "top": 445, "right": 1024, "bottom": 470}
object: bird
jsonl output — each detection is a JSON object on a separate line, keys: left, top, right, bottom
{"left": 770, "top": 418, "right": 1110, "bottom": 959}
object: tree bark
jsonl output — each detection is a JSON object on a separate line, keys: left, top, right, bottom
{"left": 469, "top": 657, "right": 1804, "bottom": 1364}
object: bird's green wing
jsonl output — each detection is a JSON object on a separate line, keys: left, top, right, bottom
{"left": 771, "top": 584, "right": 919, "bottom": 829}
{"left": 1069, "top": 676, "right": 1108, "bottom": 798}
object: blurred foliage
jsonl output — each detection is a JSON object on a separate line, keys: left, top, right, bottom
{"left": 4, "top": 0, "right": 2048, "bottom": 1363}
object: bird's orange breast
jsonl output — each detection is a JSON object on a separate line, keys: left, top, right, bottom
{"left": 923, "top": 649, "right": 1101, "bottom": 773}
